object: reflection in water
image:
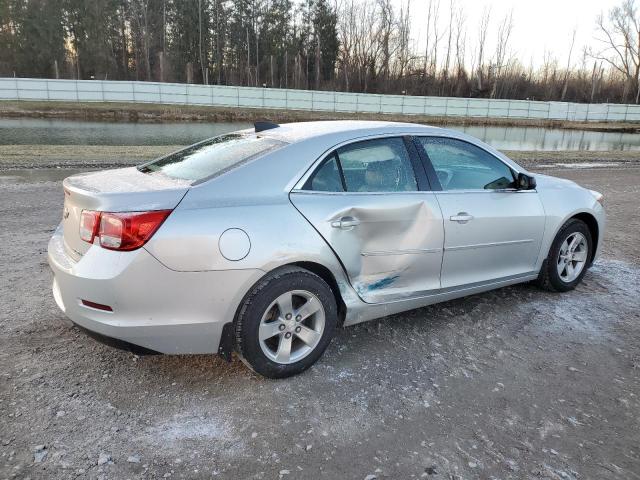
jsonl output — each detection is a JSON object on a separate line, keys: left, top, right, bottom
{"left": 454, "top": 125, "right": 640, "bottom": 151}
{"left": 0, "top": 119, "right": 250, "bottom": 146}
{"left": 1, "top": 118, "right": 640, "bottom": 151}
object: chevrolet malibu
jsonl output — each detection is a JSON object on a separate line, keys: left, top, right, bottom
{"left": 48, "top": 121, "right": 605, "bottom": 378}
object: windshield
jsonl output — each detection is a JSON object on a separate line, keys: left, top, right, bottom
{"left": 138, "top": 133, "right": 286, "bottom": 182}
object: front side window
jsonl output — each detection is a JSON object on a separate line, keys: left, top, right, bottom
{"left": 417, "top": 137, "right": 515, "bottom": 191}
{"left": 139, "top": 133, "right": 286, "bottom": 182}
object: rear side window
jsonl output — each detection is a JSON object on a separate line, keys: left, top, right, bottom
{"left": 139, "top": 134, "right": 285, "bottom": 182}
{"left": 308, "top": 154, "right": 344, "bottom": 192}
{"left": 338, "top": 138, "right": 418, "bottom": 192}
{"left": 304, "top": 137, "right": 418, "bottom": 193}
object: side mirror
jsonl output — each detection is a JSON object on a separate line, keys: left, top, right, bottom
{"left": 517, "top": 173, "right": 536, "bottom": 190}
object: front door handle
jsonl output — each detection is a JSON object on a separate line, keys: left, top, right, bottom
{"left": 331, "top": 216, "right": 361, "bottom": 229}
{"left": 450, "top": 212, "right": 474, "bottom": 224}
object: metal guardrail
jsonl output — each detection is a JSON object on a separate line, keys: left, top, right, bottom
{"left": 1, "top": 77, "right": 639, "bottom": 122}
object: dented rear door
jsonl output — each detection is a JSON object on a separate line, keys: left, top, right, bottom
{"left": 290, "top": 136, "right": 444, "bottom": 304}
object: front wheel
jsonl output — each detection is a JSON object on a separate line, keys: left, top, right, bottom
{"left": 235, "top": 267, "right": 337, "bottom": 378}
{"left": 537, "top": 219, "right": 592, "bottom": 292}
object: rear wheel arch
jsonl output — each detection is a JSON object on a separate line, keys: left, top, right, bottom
{"left": 289, "top": 261, "right": 347, "bottom": 326}
{"left": 232, "top": 264, "right": 339, "bottom": 378}
{"left": 231, "top": 262, "right": 346, "bottom": 341}
{"left": 228, "top": 261, "right": 347, "bottom": 361}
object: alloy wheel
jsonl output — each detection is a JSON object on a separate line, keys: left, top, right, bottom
{"left": 556, "top": 232, "right": 588, "bottom": 283}
{"left": 258, "top": 290, "right": 326, "bottom": 364}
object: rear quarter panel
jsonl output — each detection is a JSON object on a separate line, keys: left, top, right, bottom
{"left": 144, "top": 198, "right": 346, "bottom": 276}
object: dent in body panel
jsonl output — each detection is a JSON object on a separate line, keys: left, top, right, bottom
{"left": 289, "top": 193, "right": 445, "bottom": 304}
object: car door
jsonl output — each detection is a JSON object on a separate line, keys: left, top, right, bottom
{"left": 290, "top": 136, "right": 444, "bottom": 304}
{"left": 414, "top": 136, "right": 545, "bottom": 289}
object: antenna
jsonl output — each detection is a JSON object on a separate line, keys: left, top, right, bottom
{"left": 254, "top": 121, "right": 280, "bottom": 132}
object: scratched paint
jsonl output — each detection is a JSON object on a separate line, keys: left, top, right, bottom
{"left": 355, "top": 274, "right": 401, "bottom": 297}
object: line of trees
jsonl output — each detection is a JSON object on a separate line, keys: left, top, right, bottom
{"left": 2, "top": 0, "right": 640, "bottom": 104}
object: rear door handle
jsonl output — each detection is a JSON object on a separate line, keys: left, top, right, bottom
{"left": 331, "top": 216, "right": 361, "bottom": 229}
{"left": 450, "top": 212, "right": 474, "bottom": 224}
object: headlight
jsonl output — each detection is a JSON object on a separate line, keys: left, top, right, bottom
{"left": 589, "top": 190, "right": 604, "bottom": 206}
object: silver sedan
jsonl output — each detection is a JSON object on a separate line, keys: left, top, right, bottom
{"left": 48, "top": 121, "right": 605, "bottom": 378}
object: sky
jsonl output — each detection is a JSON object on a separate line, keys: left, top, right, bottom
{"left": 405, "top": 0, "right": 622, "bottom": 68}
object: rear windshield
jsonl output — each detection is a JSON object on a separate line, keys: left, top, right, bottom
{"left": 138, "top": 133, "right": 285, "bottom": 182}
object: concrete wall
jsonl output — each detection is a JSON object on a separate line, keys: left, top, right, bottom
{"left": 2, "top": 77, "right": 640, "bottom": 122}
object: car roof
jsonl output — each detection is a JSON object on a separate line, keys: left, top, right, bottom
{"left": 254, "top": 120, "right": 445, "bottom": 143}
{"left": 182, "top": 119, "right": 526, "bottom": 207}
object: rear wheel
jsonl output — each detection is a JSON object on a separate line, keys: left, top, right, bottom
{"left": 235, "top": 267, "right": 337, "bottom": 378}
{"left": 537, "top": 219, "right": 592, "bottom": 292}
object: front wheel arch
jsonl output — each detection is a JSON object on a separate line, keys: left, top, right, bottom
{"left": 570, "top": 212, "right": 599, "bottom": 265}
{"left": 537, "top": 218, "right": 593, "bottom": 292}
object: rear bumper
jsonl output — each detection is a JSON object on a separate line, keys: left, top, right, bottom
{"left": 48, "top": 224, "right": 263, "bottom": 354}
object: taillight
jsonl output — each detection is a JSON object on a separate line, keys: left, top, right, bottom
{"left": 98, "top": 210, "right": 172, "bottom": 251}
{"left": 79, "top": 210, "right": 100, "bottom": 243}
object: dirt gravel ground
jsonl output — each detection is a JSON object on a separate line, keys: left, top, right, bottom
{"left": 1, "top": 160, "right": 639, "bottom": 480}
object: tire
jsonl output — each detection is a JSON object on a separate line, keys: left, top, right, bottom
{"left": 235, "top": 266, "right": 338, "bottom": 379}
{"left": 537, "top": 219, "right": 592, "bottom": 292}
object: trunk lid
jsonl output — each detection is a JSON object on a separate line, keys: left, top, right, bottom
{"left": 61, "top": 167, "right": 189, "bottom": 260}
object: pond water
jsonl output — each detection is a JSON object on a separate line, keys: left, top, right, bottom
{"left": 1, "top": 118, "right": 640, "bottom": 151}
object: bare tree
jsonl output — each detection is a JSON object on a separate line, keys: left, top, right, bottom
{"left": 590, "top": 0, "right": 640, "bottom": 102}
{"left": 475, "top": 6, "right": 490, "bottom": 92}
{"left": 378, "top": 0, "right": 395, "bottom": 91}
{"left": 561, "top": 29, "right": 577, "bottom": 100}
{"left": 490, "top": 9, "right": 514, "bottom": 98}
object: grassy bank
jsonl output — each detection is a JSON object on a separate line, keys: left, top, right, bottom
{"left": 2, "top": 100, "right": 640, "bottom": 133}
{"left": 0, "top": 144, "right": 637, "bottom": 171}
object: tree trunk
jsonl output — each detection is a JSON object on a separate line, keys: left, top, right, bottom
{"left": 315, "top": 36, "right": 321, "bottom": 90}
{"left": 270, "top": 55, "right": 274, "bottom": 87}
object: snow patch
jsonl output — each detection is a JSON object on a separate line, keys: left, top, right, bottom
{"left": 141, "top": 412, "right": 244, "bottom": 455}
{"left": 554, "top": 162, "right": 621, "bottom": 169}
{"left": 528, "top": 259, "right": 640, "bottom": 336}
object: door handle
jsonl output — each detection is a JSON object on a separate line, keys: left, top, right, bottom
{"left": 331, "top": 216, "right": 361, "bottom": 229}
{"left": 450, "top": 212, "right": 474, "bottom": 224}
